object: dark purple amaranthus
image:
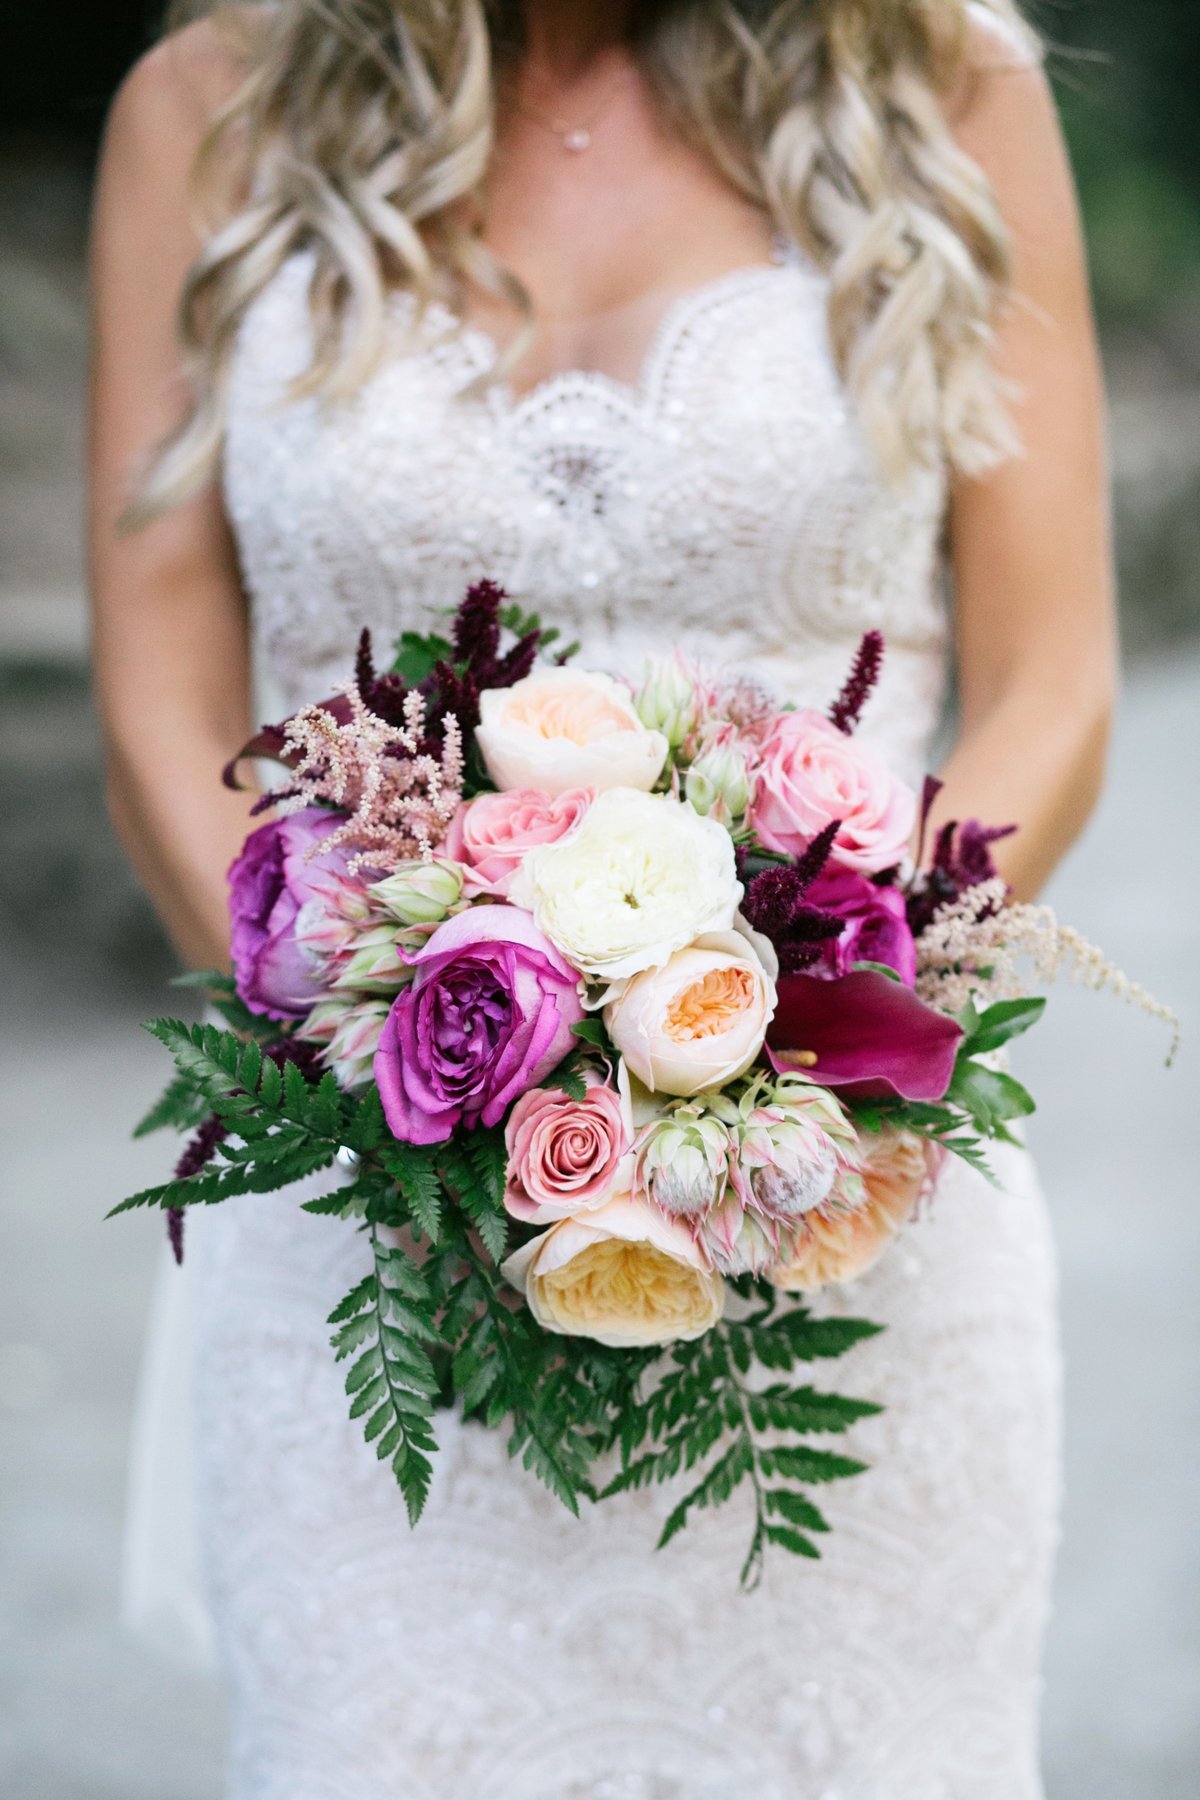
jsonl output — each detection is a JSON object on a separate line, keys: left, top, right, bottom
{"left": 165, "top": 1038, "right": 327, "bottom": 1264}
{"left": 906, "top": 778, "right": 1016, "bottom": 937}
{"left": 828, "top": 629, "right": 884, "bottom": 735}
{"left": 226, "top": 580, "right": 542, "bottom": 792}
{"left": 168, "top": 1114, "right": 227, "bottom": 1265}
{"left": 740, "top": 820, "right": 847, "bottom": 976}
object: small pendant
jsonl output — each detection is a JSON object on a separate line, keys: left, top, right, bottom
{"left": 562, "top": 128, "right": 592, "bottom": 153}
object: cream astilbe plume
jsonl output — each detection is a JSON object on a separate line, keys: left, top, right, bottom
{"left": 279, "top": 681, "right": 464, "bottom": 872}
{"left": 915, "top": 879, "right": 1181, "bottom": 1063}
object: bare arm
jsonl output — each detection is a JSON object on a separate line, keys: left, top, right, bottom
{"left": 933, "top": 43, "right": 1118, "bottom": 898}
{"left": 89, "top": 28, "right": 254, "bottom": 969}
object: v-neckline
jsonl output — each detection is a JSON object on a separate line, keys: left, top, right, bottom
{"left": 447, "top": 247, "right": 808, "bottom": 417}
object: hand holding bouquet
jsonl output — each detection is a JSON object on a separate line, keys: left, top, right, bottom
{"left": 117, "top": 582, "right": 1176, "bottom": 1585}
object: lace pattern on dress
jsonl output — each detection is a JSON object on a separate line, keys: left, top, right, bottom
{"left": 201, "top": 247, "right": 1063, "bottom": 1799}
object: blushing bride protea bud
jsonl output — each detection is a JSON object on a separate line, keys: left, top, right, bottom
{"left": 684, "top": 724, "right": 752, "bottom": 829}
{"left": 369, "top": 857, "right": 466, "bottom": 926}
{"left": 741, "top": 1071, "right": 866, "bottom": 1217}
{"left": 331, "top": 921, "right": 430, "bottom": 993}
{"left": 633, "top": 1098, "right": 736, "bottom": 1222}
{"left": 633, "top": 654, "right": 703, "bottom": 752}
{"left": 297, "top": 995, "right": 392, "bottom": 1090}
{"left": 700, "top": 1190, "right": 782, "bottom": 1277}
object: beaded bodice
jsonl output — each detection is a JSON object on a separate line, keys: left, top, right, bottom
{"left": 224, "top": 248, "right": 948, "bottom": 784}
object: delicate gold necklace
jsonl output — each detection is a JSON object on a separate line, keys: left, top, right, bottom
{"left": 509, "top": 66, "right": 636, "bottom": 154}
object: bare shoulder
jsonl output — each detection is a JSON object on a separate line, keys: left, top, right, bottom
{"left": 103, "top": 9, "right": 260, "bottom": 168}
{"left": 944, "top": 10, "right": 1076, "bottom": 242}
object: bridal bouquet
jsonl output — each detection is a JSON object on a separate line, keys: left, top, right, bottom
{"left": 116, "top": 581, "right": 1175, "bottom": 1585}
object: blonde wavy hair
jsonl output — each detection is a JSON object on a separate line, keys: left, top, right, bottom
{"left": 137, "top": 0, "right": 1037, "bottom": 520}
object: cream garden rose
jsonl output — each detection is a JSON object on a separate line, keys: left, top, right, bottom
{"left": 502, "top": 1193, "right": 725, "bottom": 1348}
{"left": 510, "top": 787, "right": 742, "bottom": 983}
{"left": 475, "top": 668, "right": 669, "bottom": 797}
{"left": 605, "top": 929, "right": 777, "bottom": 1096}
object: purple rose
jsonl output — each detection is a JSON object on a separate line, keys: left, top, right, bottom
{"left": 806, "top": 861, "right": 917, "bottom": 986}
{"left": 375, "top": 905, "right": 585, "bottom": 1146}
{"left": 228, "top": 807, "right": 349, "bottom": 1020}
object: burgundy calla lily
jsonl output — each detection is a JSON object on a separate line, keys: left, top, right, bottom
{"left": 766, "top": 968, "right": 962, "bottom": 1102}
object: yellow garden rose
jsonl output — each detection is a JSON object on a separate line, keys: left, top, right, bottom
{"left": 501, "top": 1194, "right": 725, "bottom": 1348}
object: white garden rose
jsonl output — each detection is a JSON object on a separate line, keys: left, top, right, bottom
{"left": 509, "top": 788, "right": 742, "bottom": 982}
{"left": 605, "top": 929, "right": 777, "bottom": 1096}
{"left": 475, "top": 668, "right": 669, "bottom": 797}
{"left": 501, "top": 1193, "right": 725, "bottom": 1348}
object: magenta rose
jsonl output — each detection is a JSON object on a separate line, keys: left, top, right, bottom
{"left": 374, "top": 905, "right": 585, "bottom": 1146}
{"left": 749, "top": 710, "right": 917, "bottom": 874}
{"left": 228, "top": 807, "right": 351, "bottom": 1020}
{"left": 806, "top": 862, "right": 917, "bottom": 986}
{"left": 503, "top": 1073, "right": 633, "bottom": 1225}
{"left": 444, "top": 788, "right": 593, "bottom": 898}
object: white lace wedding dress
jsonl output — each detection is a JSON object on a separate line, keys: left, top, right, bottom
{"left": 126, "top": 243, "right": 1062, "bottom": 1799}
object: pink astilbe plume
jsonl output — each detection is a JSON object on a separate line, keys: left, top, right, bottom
{"left": 279, "top": 682, "right": 464, "bottom": 872}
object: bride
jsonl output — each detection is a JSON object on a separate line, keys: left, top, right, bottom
{"left": 89, "top": 2, "right": 1116, "bottom": 1795}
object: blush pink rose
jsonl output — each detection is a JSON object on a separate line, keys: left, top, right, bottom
{"left": 445, "top": 788, "right": 593, "bottom": 898}
{"left": 748, "top": 710, "right": 917, "bottom": 874}
{"left": 503, "top": 1072, "right": 633, "bottom": 1225}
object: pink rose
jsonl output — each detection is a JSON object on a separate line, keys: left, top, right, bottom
{"left": 445, "top": 788, "right": 593, "bottom": 898}
{"left": 503, "top": 1072, "right": 633, "bottom": 1225}
{"left": 748, "top": 710, "right": 917, "bottom": 874}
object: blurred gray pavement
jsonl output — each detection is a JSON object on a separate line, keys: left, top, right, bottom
{"left": 0, "top": 651, "right": 1197, "bottom": 1800}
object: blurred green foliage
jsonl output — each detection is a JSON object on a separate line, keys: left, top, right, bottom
{"left": 1045, "top": 0, "right": 1200, "bottom": 326}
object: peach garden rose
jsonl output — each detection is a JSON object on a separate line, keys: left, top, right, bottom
{"left": 604, "top": 929, "right": 777, "bottom": 1096}
{"left": 768, "top": 1126, "right": 935, "bottom": 1292}
{"left": 475, "top": 667, "right": 669, "bottom": 797}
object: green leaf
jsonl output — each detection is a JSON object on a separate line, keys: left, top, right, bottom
{"left": 437, "top": 1140, "right": 507, "bottom": 1263}
{"left": 390, "top": 629, "right": 454, "bottom": 685}
{"left": 750, "top": 1311, "right": 884, "bottom": 1364}
{"left": 759, "top": 1444, "right": 868, "bottom": 1484}
{"left": 765, "top": 1488, "right": 831, "bottom": 1534}
{"left": 328, "top": 1274, "right": 377, "bottom": 1326}
{"left": 851, "top": 960, "right": 903, "bottom": 982}
{"left": 764, "top": 1523, "right": 822, "bottom": 1559}
{"left": 132, "top": 1073, "right": 212, "bottom": 1139}
{"left": 949, "top": 1059, "right": 1037, "bottom": 1134}
{"left": 301, "top": 1189, "right": 360, "bottom": 1218}
{"left": 540, "top": 1052, "right": 587, "bottom": 1103}
{"left": 257, "top": 1054, "right": 283, "bottom": 1109}
{"left": 169, "top": 969, "right": 236, "bottom": 993}
{"left": 747, "top": 1385, "right": 882, "bottom": 1435}
{"left": 959, "top": 996, "right": 1046, "bottom": 1057}
{"left": 379, "top": 1142, "right": 444, "bottom": 1241}
{"left": 570, "top": 1018, "right": 609, "bottom": 1047}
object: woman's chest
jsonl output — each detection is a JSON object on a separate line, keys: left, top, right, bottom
{"left": 223, "top": 254, "right": 946, "bottom": 693}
